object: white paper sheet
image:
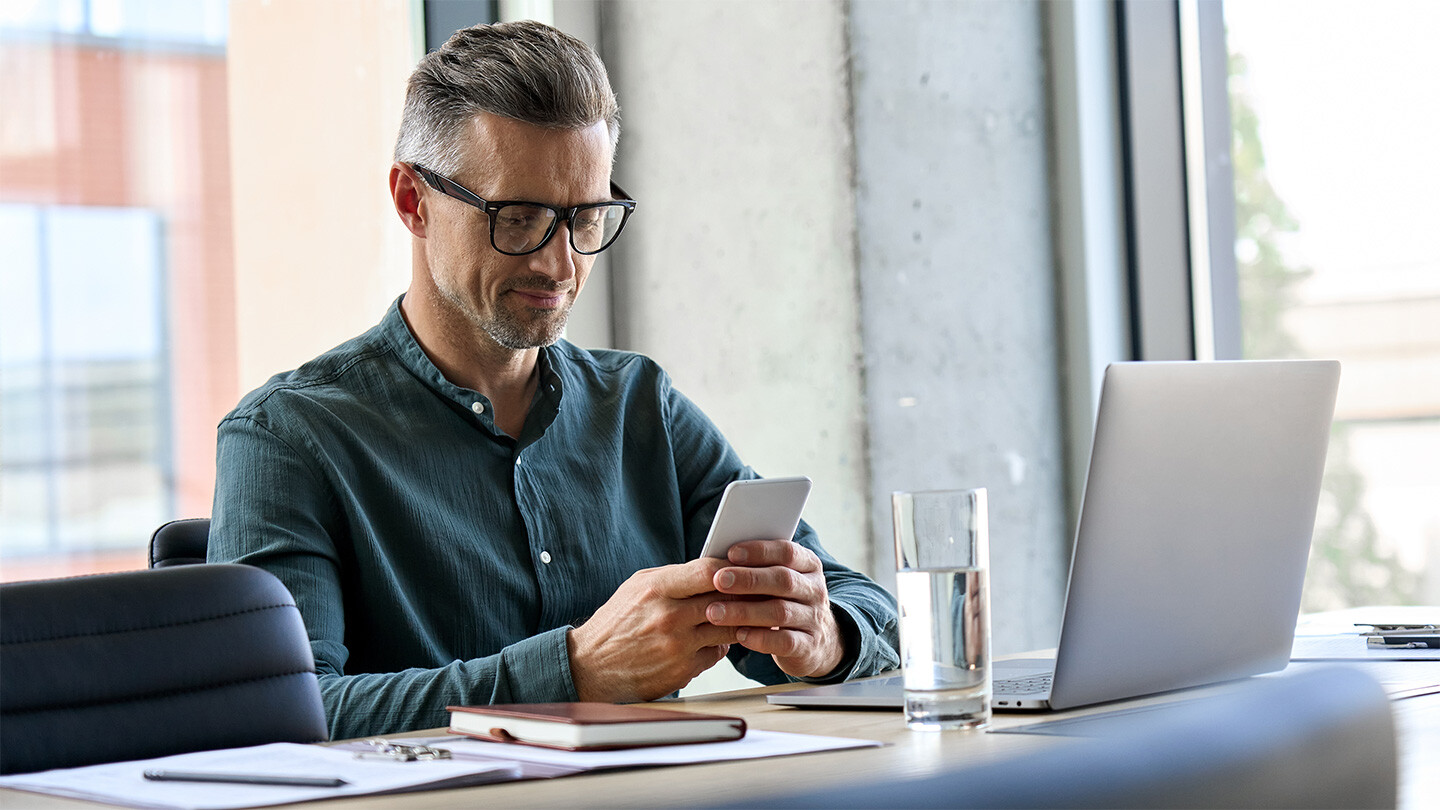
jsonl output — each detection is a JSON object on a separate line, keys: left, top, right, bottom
{"left": 351, "top": 728, "right": 885, "bottom": 772}
{"left": 0, "top": 742, "right": 521, "bottom": 810}
{"left": 0, "top": 730, "right": 885, "bottom": 809}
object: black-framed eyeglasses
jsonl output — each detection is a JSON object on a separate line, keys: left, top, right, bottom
{"left": 411, "top": 164, "right": 636, "bottom": 256}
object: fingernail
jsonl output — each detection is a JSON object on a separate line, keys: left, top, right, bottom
{"left": 736, "top": 628, "right": 749, "bottom": 643}
{"left": 710, "top": 603, "right": 726, "bottom": 621}
{"left": 718, "top": 571, "right": 736, "bottom": 589}
{"left": 730, "top": 547, "right": 749, "bottom": 563}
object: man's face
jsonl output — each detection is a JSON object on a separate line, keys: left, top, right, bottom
{"left": 420, "top": 113, "right": 614, "bottom": 351}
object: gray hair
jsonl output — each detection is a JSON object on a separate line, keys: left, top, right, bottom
{"left": 394, "top": 20, "right": 620, "bottom": 175}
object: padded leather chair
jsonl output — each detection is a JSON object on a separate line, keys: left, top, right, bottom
{"left": 716, "top": 666, "right": 1396, "bottom": 809}
{"left": 0, "top": 564, "right": 328, "bottom": 775}
{"left": 148, "top": 517, "right": 210, "bottom": 567}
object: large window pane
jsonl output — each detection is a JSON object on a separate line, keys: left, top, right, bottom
{"left": 0, "top": 0, "right": 236, "bottom": 581}
{"left": 1, "top": 204, "right": 169, "bottom": 555}
{"left": 1226, "top": 0, "right": 1440, "bottom": 608}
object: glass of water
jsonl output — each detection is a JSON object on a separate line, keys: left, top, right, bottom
{"left": 892, "top": 488, "right": 991, "bottom": 730}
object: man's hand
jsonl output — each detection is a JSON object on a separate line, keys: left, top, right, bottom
{"left": 704, "top": 540, "right": 847, "bottom": 680}
{"left": 568, "top": 559, "right": 738, "bottom": 703}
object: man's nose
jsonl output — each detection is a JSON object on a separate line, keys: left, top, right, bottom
{"left": 528, "top": 222, "right": 578, "bottom": 282}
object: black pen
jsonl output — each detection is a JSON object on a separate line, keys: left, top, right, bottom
{"left": 1367, "top": 635, "right": 1440, "bottom": 649}
{"left": 143, "top": 770, "right": 348, "bottom": 788}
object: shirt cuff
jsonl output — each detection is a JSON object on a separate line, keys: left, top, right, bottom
{"left": 494, "top": 625, "right": 581, "bottom": 702}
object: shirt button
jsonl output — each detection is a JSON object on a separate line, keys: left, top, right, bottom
{"left": 539, "top": 550, "right": 552, "bottom": 564}
{"left": 470, "top": 401, "right": 484, "bottom": 414}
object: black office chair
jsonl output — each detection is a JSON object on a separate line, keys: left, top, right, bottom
{"left": 716, "top": 666, "right": 1396, "bottom": 809}
{"left": 149, "top": 517, "right": 210, "bottom": 567}
{"left": 0, "top": 564, "right": 329, "bottom": 774}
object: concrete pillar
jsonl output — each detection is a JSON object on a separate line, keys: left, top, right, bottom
{"left": 601, "top": 1, "right": 872, "bottom": 574}
{"left": 850, "top": 0, "right": 1068, "bottom": 652}
{"left": 594, "top": 0, "right": 1070, "bottom": 656}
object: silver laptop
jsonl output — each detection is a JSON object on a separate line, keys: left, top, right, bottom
{"left": 770, "top": 360, "right": 1341, "bottom": 712}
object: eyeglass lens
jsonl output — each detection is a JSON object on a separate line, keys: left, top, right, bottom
{"left": 493, "top": 203, "right": 628, "bottom": 255}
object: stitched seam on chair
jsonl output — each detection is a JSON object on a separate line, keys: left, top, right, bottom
{"left": 0, "top": 603, "right": 299, "bottom": 646}
{"left": 1, "top": 669, "right": 320, "bottom": 717}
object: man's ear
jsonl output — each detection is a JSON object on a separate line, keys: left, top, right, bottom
{"left": 390, "top": 163, "right": 428, "bottom": 238}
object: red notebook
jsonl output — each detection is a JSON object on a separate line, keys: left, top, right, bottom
{"left": 446, "top": 702, "right": 747, "bottom": 751}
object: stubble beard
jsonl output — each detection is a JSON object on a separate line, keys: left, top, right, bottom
{"left": 437, "top": 279, "right": 573, "bottom": 351}
{"left": 484, "top": 295, "right": 572, "bottom": 349}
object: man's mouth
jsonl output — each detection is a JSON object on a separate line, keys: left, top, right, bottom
{"left": 508, "top": 287, "right": 570, "bottom": 309}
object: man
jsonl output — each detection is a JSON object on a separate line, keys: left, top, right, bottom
{"left": 210, "top": 20, "right": 899, "bottom": 740}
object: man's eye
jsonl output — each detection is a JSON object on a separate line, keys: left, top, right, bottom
{"left": 497, "top": 206, "right": 550, "bottom": 230}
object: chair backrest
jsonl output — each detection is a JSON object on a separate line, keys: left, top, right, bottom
{"left": 718, "top": 666, "right": 1396, "bottom": 809}
{"left": 0, "top": 564, "right": 328, "bottom": 775}
{"left": 149, "top": 517, "right": 211, "bottom": 567}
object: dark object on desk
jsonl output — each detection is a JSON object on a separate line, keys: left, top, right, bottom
{"left": 448, "top": 702, "right": 747, "bottom": 750}
{"left": 719, "top": 667, "right": 1395, "bottom": 809}
{"left": 148, "top": 517, "right": 211, "bottom": 567}
{"left": 0, "top": 564, "right": 328, "bottom": 775}
{"left": 1359, "top": 623, "right": 1440, "bottom": 649}
{"left": 1368, "top": 635, "right": 1440, "bottom": 649}
{"left": 1358, "top": 623, "right": 1439, "bottom": 633}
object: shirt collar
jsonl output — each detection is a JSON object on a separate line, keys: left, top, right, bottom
{"left": 379, "top": 295, "right": 566, "bottom": 445}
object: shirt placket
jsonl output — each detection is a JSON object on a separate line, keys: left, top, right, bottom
{"left": 510, "top": 363, "right": 567, "bottom": 631}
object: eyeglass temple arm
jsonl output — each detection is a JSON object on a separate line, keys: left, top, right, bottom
{"left": 415, "top": 162, "right": 631, "bottom": 208}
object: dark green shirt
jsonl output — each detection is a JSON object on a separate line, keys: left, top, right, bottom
{"left": 210, "top": 298, "right": 899, "bottom": 739}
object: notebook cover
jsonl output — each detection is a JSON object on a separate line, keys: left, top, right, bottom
{"left": 446, "top": 702, "right": 747, "bottom": 751}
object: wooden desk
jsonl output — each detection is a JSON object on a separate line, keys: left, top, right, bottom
{"left": 6, "top": 670, "right": 1435, "bottom": 809}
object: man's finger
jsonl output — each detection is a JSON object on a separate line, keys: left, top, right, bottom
{"left": 644, "top": 558, "right": 728, "bottom": 599}
{"left": 705, "top": 597, "right": 806, "bottom": 630}
{"left": 726, "top": 539, "right": 821, "bottom": 572}
{"left": 673, "top": 592, "right": 746, "bottom": 630}
{"left": 688, "top": 644, "right": 731, "bottom": 679}
{"left": 694, "top": 623, "right": 741, "bottom": 648}
{"left": 713, "top": 565, "right": 811, "bottom": 598}
{"left": 733, "top": 626, "right": 808, "bottom": 658}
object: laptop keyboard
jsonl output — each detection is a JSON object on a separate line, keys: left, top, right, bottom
{"left": 994, "top": 673, "right": 1053, "bottom": 695}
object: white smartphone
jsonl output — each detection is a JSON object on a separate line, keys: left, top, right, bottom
{"left": 698, "top": 476, "right": 813, "bottom": 560}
